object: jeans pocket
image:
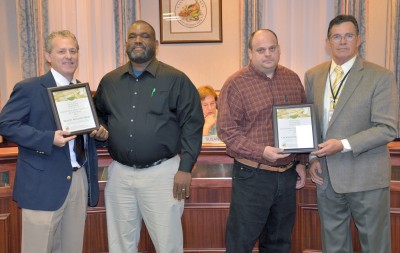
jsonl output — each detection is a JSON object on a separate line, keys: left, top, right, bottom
{"left": 233, "top": 164, "right": 255, "bottom": 180}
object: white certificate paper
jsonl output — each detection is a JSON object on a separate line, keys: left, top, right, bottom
{"left": 273, "top": 104, "right": 318, "bottom": 153}
{"left": 53, "top": 87, "right": 96, "bottom": 132}
{"left": 48, "top": 83, "right": 99, "bottom": 135}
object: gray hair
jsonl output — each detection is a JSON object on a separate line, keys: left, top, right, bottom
{"left": 44, "top": 30, "right": 79, "bottom": 53}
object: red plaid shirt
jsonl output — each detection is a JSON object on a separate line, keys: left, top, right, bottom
{"left": 217, "top": 64, "right": 308, "bottom": 166}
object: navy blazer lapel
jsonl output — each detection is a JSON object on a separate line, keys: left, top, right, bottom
{"left": 40, "top": 71, "right": 58, "bottom": 117}
{"left": 328, "top": 57, "right": 363, "bottom": 127}
{"left": 40, "top": 71, "right": 72, "bottom": 159}
{"left": 40, "top": 71, "right": 58, "bottom": 88}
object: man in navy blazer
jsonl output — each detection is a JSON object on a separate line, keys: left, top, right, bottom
{"left": 0, "top": 30, "right": 108, "bottom": 253}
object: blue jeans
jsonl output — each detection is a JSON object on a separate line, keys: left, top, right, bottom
{"left": 225, "top": 160, "right": 298, "bottom": 253}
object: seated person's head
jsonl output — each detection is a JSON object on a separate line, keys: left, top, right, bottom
{"left": 197, "top": 85, "right": 217, "bottom": 117}
{"left": 198, "top": 85, "right": 218, "bottom": 136}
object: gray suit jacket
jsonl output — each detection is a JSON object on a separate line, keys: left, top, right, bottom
{"left": 305, "top": 57, "right": 398, "bottom": 193}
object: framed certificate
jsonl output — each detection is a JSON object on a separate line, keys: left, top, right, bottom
{"left": 273, "top": 104, "right": 318, "bottom": 153}
{"left": 47, "top": 83, "right": 99, "bottom": 135}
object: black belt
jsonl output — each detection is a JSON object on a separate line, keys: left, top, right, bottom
{"left": 72, "top": 166, "right": 81, "bottom": 171}
{"left": 131, "top": 156, "right": 173, "bottom": 169}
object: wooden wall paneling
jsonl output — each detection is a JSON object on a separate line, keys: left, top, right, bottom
{"left": 390, "top": 180, "right": 400, "bottom": 253}
{"left": 83, "top": 207, "right": 108, "bottom": 252}
{"left": 0, "top": 213, "right": 10, "bottom": 253}
{"left": 182, "top": 206, "right": 229, "bottom": 251}
{"left": 1, "top": 143, "right": 400, "bottom": 253}
{"left": 391, "top": 209, "right": 400, "bottom": 253}
{"left": 0, "top": 159, "right": 20, "bottom": 253}
{"left": 297, "top": 205, "right": 320, "bottom": 251}
{"left": 0, "top": 200, "right": 21, "bottom": 253}
{"left": 183, "top": 178, "right": 231, "bottom": 252}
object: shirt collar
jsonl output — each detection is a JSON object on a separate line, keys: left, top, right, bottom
{"left": 50, "top": 68, "right": 77, "bottom": 86}
{"left": 249, "top": 63, "right": 280, "bottom": 79}
{"left": 330, "top": 55, "right": 357, "bottom": 75}
{"left": 125, "top": 58, "right": 159, "bottom": 78}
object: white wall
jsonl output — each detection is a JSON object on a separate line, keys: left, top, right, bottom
{"left": 0, "top": 0, "right": 394, "bottom": 105}
{"left": 140, "top": 0, "right": 240, "bottom": 89}
{"left": 262, "top": 0, "right": 335, "bottom": 82}
{"left": 47, "top": 0, "right": 117, "bottom": 92}
{"left": 365, "top": 0, "right": 388, "bottom": 66}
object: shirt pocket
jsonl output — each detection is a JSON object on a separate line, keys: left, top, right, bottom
{"left": 149, "top": 88, "right": 169, "bottom": 115}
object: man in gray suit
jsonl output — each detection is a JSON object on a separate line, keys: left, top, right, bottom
{"left": 305, "top": 15, "right": 398, "bottom": 253}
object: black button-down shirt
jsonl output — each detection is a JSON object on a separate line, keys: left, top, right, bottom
{"left": 93, "top": 59, "right": 204, "bottom": 172}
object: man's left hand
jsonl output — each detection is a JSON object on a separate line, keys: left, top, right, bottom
{"left": 173, "top": 171, "right": 192, "bottom": 201}
{"left": 295, "top": 164, "right": 306, "bottom": 189}
{"left": 90, "top": 125, "right": 109, "bottom": 141}
{"left": 311, "top": 139, "right": 343, "bottom": 157}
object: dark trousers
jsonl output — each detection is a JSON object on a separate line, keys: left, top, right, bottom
{"left": 225, "top": 161, "right": 298, "bottom": 253}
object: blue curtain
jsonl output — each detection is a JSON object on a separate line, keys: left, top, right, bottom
{"left": 336, "top": 0, "right": 400, "bottom": 136}
{"left": 335, "top": 0, "right": 367, "bottom": 58}
{"left": 113, "top": 0, "right": 138, "bottom": 67}
{"left": 391, "top": 0, "right": 400, "bottom": 86}
{"left": 390, "top": 0, "right": 400, "bottom": 136}
{"left": 17, "top": 0, "right": 49, "bottom": 78}
{"left": 240, "top": 0, "right": 263, "bottom": 67}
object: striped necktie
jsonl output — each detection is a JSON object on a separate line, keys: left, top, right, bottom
{"left": 330, "top": 66, "right": 344, "bottom": 110}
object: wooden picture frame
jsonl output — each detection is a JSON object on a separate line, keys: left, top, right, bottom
{"left": 159, "top": 0, "right": 222, "bottom": 43}
{"left": 273, "top": 104, "right": 318, "bottom": 153}
{"left": 47, "top": 83, "right": 99, "bottom": 135}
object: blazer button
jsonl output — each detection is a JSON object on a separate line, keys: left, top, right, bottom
{"left": 67, "top": 176, "right": 71, "bottom": 180}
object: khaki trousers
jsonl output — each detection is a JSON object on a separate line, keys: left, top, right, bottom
{"left": 21, "top": 167, "right": 88, "bottom": 253}
{"left": 105, "top": 156, "right": 185, "bottom": 253}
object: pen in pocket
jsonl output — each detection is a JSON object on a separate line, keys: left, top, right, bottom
{"left": 151, "top": 88, "right": 156, "bottom": 97}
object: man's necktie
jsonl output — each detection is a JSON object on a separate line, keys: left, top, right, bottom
{"left": 330, "top": 65, "right": 344, "bottom": 110}
{"left": 69, "top": 82, "right": 86, "bottom": 167}
{"left": 74, "top": 135, "right": 86, "bottom": 167}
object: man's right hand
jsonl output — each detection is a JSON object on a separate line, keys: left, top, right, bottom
{"left": 262, "top": 146, "right": 290, "bottom": 163}
{"left": 53, "top": 130, "right": 75, "bottom": 147}
{"left": 309, "top": 157, "right": 323, "bottom": 185}
{"left": 203, "top": 114, "right": 217, "bottom": 135}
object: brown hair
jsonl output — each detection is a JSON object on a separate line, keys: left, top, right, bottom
{"left": 197, "top": 85, "right": 218, "bottom": 101}
{"left": 327, "top": 15, "right": 359, "bottom": 38}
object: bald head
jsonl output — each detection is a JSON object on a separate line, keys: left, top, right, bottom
{"left": 248, "top": 29, "right": 278, "bottom": 50}
{"left": 247, "top": 29, "right": 281, "bottom": 77}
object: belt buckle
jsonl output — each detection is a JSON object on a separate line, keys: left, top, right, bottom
{"left": 278, "top": 162, "right": 293, "bottom": 172}
{"left": 131, "top": 164, "right": 145, "bottom": 169}
{"left": 259, "top": 162, "right": 293, "bottom": 172}
{"left": 132, "top": 157, "right": 169, "bottom": 169}
{"left": 72, "top": 166, "right": 80, "bottom": 171}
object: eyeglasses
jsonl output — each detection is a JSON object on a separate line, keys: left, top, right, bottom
{"left": 330, "top": 33, "right": 356, "bottom": 43}
{"left": 254, "top": 45, "right": 278, "bottom": 55}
